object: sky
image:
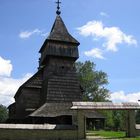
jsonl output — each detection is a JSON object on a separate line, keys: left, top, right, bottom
{"left": 0, "top": 0, "right": 140, "bottom": 106}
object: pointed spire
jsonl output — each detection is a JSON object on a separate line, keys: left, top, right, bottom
{"left": 47, "top": 15, "right": 79, "bottom": 45}
{"left": 56, "top": 0, "right": 61, "bottom": 15}
{"left": 39, "top": 2, "right": 80, "bottom": 54}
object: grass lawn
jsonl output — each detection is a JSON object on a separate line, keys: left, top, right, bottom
{"left": 86, "top": 130, "right": 140, "bottom": 140}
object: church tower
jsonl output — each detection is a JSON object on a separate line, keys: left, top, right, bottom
{"left": 8, "top": 1, "right": 82, "bottom": 124}
{"left": 39, "top": 12, "right": 82, "bottom": 104}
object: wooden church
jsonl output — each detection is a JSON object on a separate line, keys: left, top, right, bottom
{"left": 8, "top": 2, "right": 83, "bottom": 125}
{"left": 6, "top": 1, "right": 140, "bottom": 139}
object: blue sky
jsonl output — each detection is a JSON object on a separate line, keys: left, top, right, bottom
{"left": 0, "top": 0, "right": 140, "bottom": 106}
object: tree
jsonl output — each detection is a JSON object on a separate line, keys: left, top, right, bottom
{"left": 75, "top": 61, "right": 110, "bottom": 101}
{"left": 101, "top": 110, "right": 114, "bottom": 130}
{"left": 0, "top": 105, "right": 8, "bottom": 123}
{"left": 75, "top": 61, "right": 130, "bottom": 131}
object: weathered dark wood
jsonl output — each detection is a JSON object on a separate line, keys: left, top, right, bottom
{"left": 8, "top": 15, "right": 82, "bottom": 124}
{"left": 40, "top": 42, "right": 79, "bottom": 65}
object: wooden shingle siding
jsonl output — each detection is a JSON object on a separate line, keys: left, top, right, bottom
{"left": 41, "top": 44, "right": 78, "bottom": 62}
{"left": 46, "top": 69, "right": 82, "bottom": 102}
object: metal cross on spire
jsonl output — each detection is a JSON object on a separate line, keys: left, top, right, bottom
{"left": 56, "top": 0, "right": 61, "bottom": 15}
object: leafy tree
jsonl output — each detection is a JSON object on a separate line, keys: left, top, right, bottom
{"left": 0, "top": 105, "right": 8, "bottom": 123}
{"left": 112, "top": 110, "right": 127, "bottom": 131}
{"left": 112, "top": 111, "right": 122, "bottom": 131}
{"left": 75, "top": 61, "right": 129, "bottom": 131}
{"left": 102, "top": 110, "right": 127, "bottom": 131}
{"left": 75, "top": 61, "right": 110, "bottom": 101}
{"left": 119, "top": 110, "right": 127, "bottom": 131}
{"left": 101, "top": 110, "right": 114, "bottom": 129}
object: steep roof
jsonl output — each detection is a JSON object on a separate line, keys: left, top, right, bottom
{"left": 23, "top": 70, "right": 43, "bottom": 88}
{"left": 14, "top": 70, "right": 43, "bottom": 98}
{"left": 39, "top": 15, "right": 79, "bottom": 53}
{"left": 48, "top": 15, "right": 79, "bottom": 44}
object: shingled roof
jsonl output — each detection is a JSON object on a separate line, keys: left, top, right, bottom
{"left": 48, "top": 15, "right": 79, "bottom": 44}
{"left": 39, "top": 15, "right": 79, "bottom": 53}
{"left": 71, "top": 102, "right": 140, "bottom": 110}
{"left": 30, "top": 102, "right": 74, "bottom": 117}
{"left": 23, "top": 70, "right": 43, "bottom": 88}
{"left": 14, "top": 70, "right": 43, "bottom": 98}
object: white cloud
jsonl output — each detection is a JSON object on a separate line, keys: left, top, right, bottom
{"left": 0, "top": 73, "right": 32, "bottom": 106}
{"left": 41, "top": 32, "right": 48, "bottom": 37}
{"left": 19, "top": 29, "right": 48, "bottom": 39}
{"left": 77, "top": 20, "right": 137, "bottom": 52}
{"left": 100, "top": 12, "right": 109, "bottom": 17}
{"left": 0, "top": 56, "right": 12, "bottom": 77}
{"left": 111, "top": 91, "right": 140, "bottom": 103}
{"left": 0, "top": 73, "right": 32, "bottom": 97}
{"left": 85, "top": 48, "right": 105, "bottom": 59}
{"left": 0, "top": 56, "right": 32, "bottom": 106}
{"left": 19, "top": 29, "right": 41, "bottom": 39}
{"left": 0, "top": 95, "right": 15, "bottom": 107}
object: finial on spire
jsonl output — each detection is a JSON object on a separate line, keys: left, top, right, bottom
{"left": 56, "top": 0, "right": 61, "bottom": 15}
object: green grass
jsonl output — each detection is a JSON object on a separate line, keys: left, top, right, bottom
{"left": 87, "top": 130, "right": 125, "bottom": 138}
{"left": 86, "top": 130, "right": 140, "bottom": 140}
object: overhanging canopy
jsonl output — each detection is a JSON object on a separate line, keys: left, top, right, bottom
{"left": 71, "top": 102, "right": 140, "bottom": 110}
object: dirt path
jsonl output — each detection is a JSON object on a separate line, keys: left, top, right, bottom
{"left": 86, "top": 136, "right": 121, "bottom": 140}
{"left": 86, "top": 135, "right": 106, "bottom": 139}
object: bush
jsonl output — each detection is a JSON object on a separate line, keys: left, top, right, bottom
{"left": 0, "top": 105, "right": 8, "bottom": 123}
